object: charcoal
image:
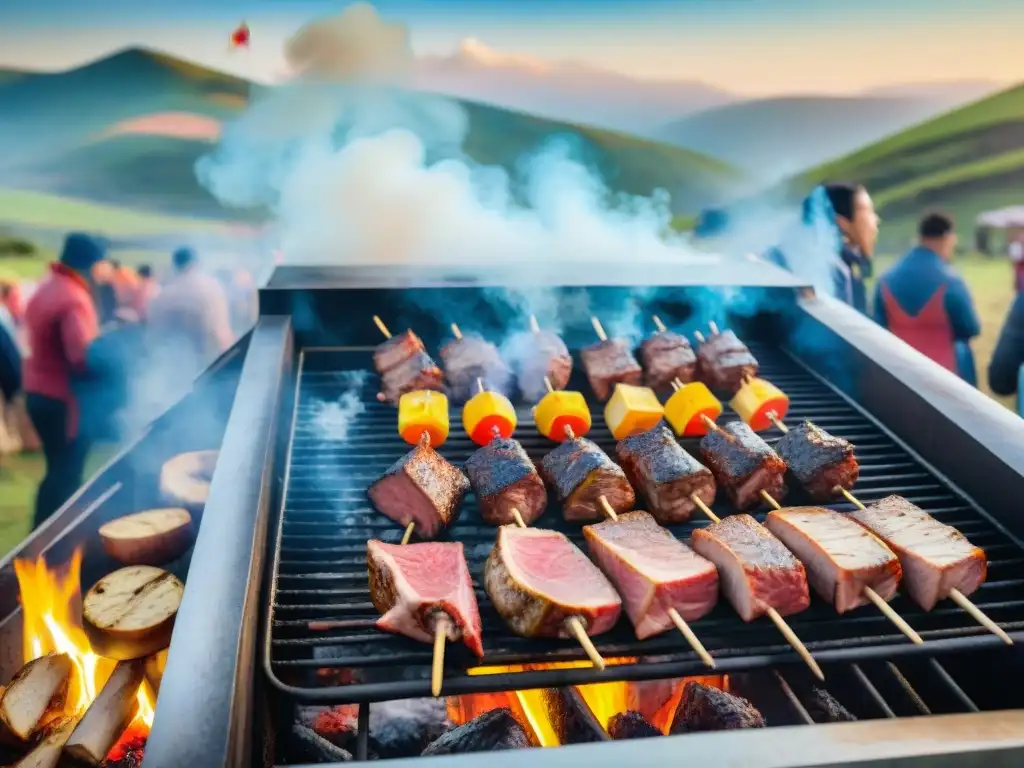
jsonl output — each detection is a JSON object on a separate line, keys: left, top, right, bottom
{"left": 421, "top": 708, "right": 530, "bottom": 755}
{"left": 309, "top": 698, "right": 451, "bottom": 759}
{"left": 805, "top": 687, "right": 857, "bottom": 723}
{"left": 291, "top": 723, "right": 354, "bottom": 763}
{"left": 607, "top": 711, "right": 661, "bottom": 740}
{"left": 670, "top": 682, "right": 766, "bottom": 733}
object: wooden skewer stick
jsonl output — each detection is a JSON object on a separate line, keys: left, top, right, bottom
{"left": 451, "top": 323, "right": 463, "bottom": 340}
{"left": 693, "top": 330, "right": 706, "bottom": 344}
{"left": 838, "top": 488, "right": 1013, "bottom": 646}
{"left": 667, "top": 608, "right": 716, "bottom": 669}
{"left": 709, "top": 321, "right": 721, "bottom": 336}
{"left": 689, "top": 494, "right": 720, "bottom": 524}
{"left": 652, "top": 315, "right": 667, "bottom": 333}
{"left": 477, "top": 377, "right": 485, "bottom": 394}
{"left": 511, "top": 508, "right": 526, "bottom": 528}
{"left": 543, "top": 376, "right": 554, "bottom": 394}
{"left": 591, "top": 316, "right": 608, "bottom": 342}
{"left": 767, "top": 411, "right": 786, "bottom": 431}
{"left": 373, "top": 315, "right": 392, "bottom": 339}
{"left": 432, "top": 614, "right": 451, "bottom": 697}
{"left": 401, "top": 522, "right": 415, "bottom": 546}
{"left": 597, "top": 495, "right": 619, "bottom": 522}
{"left": 529, "top": 315, "right": 541, "bottom": 334}
{"left": 566, "top": 616, "right": 606, "bottom": 670}
{"left": 766, "top": 607, "right": 825, "bottom": 681}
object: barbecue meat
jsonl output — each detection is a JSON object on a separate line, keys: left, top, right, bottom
{"left": 380, "top": 350, "right": 445, "bottom": 404}
{"left": 691, "top": 514, "right": 811, "bottom": 621}
{"left": 484, "top": 526, "right": 622, "bottom": 638}
{"left": 641, "top": 331, "right": 697, "bottom": 391}
{"left": 440, "top": 335, "right": 514, "bottom": 403}
{"left": 541, "top": 437, "right": 635, "bottom": 522}
{"left": 367, "top": 441, "right": 469, "bottom": 537}
{"left": 849, "top": 495, "right": 987, "bottom": 611}
{"left": 464, "top": 437, "right": 547, "bottom": 526}
{"left": 775, "top": 421, "right": 859, "bottom": 501}
{"left": 421, "top": 708, "right": 530, "bottom": 755}
{"left": 700, "top": 421, "right": 787, "bottom": 510}
{"left": 584, "top": 511, "right": 718, "bottom": 639}
{"left": 696, "top": 330, "right": 759, "bottom": 393}
{"left": 509, "top": 329, "right": 573, "bottom": 403}
{"left": 617, "top": 424, "right": 716, "bottom": 523}
{"left": 367, "top": 540, "right": 484, "bottom": 657}
{"left": 375, "top": 329, "right": 426, "bottom": 374}
{"left": 670, "top": 682, "right": 766, "bottom": 733}
{"left": 580, "top": 338, "right": 643, "bottom": 401}
{"left": 765, "top": 507, "right": 902, "bottom": 613}
{"left": 608, "top": 711, "right": 661, "bottom": 740}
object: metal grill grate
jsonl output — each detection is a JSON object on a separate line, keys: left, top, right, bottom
{"left": 264, "top": 343, "right": 1024, "bottom": 703}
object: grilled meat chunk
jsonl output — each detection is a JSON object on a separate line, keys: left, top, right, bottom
{"left": 421, "top": 709, "right": 530, "bottom": 755}
{"left": 765, "top": 507, "right": 902, "bottom": 613}
{"left": 849, "top": 495, "right": 987, "bottom": 610}
{"left": 691, "top": 514, "right": 811, "bottom": 621}
{"left": 541, "top": 437, "right": 635, "bottom": 522}
{"left": 584, "top": 511, "right": 718, "bottom": 638}
{"left": 617, "top": 424, "right": 716, "bottom": 523}
{"left": 367, "top": 540, "right": 484, "bottom": 656}
{"left": 580, "top": 338, "right": 643, "bottom": 401}
{"left": 608, "top": 711, "right": 661, "bottom": 740}
{"left": 374, "top": 329, "right": 426, "bottom": 374}
{"left": 509, "top": 329, "right": 573, "bottom": 403}
{"left": 696, "top": 330, "right": 759, "bottom": 393}
{"left": 806, "top": 688, "right": 857, "bottom": 723}
{"left": 440, "top": 334, "right": 514, "bottom": 404}
{"left": 670, "top": 682, "right": 766, "bottom": 733}
{"left": 700, "top": 421, "right": 787, "bottom": 510}
{"left": 484, "top": 526, "right": 622, "bottom": 638}
{"left": 641, "top": 331, "right": 697, "bottom": 391}
{"left": 464, "top": 437, "right": 547, "bottom": 526}
{"left": 367, "top": 441, "right": 469, "bottom": 537}
{"left": 380, "top": 350, "right": 445, "bottom": 404}
{"left": 775, "top": 421, "right": 859, "bottom": 501}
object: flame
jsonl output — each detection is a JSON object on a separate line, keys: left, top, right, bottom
{"left": 13, "top": 549, "right": 157, "bottom": 733}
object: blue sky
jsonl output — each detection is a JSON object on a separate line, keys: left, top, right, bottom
{"left": 2, "top": 0, "right": 1023, "bottom": 94}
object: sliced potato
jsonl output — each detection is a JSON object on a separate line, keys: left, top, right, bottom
{"left": 99, "top": 508, "right": 194, "bottom": 566}
{"left": 83, "top": 566, "right": 184, "bottom": 660}
{"left": 0, "top": 653, "right": 72, "bottom": 744}
{"left": 159, "top": 450, "right": 218, "bottom": 509}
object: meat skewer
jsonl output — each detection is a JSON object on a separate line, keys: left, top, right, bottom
{"left": 699, "top": 416, "right": 787, "bottom": 510}
{"left": 664, "top": 374, "right": 722, "bottom": 437}
{"left": 643, "top": 316, "right": 697, "bottom": 391}
{"left": 766, "top": 413, "right": 858, "bottom": 500}
{"left": 840, "top": 491, "right": 1012, "bottom": 645}
{"left": 510, "top": 315, "right": 572, "bottom": 402}
{"left": 581, "top": 316, "right": 643, "bottom": 401}
{"left": 442, "top": 324, "right": 514, "bottom": 404}
{"left": 372, "top": 316, "right": 445, "bottom": 403}
{"left": 693, "top": 322, "right": 759, "bottom": 394}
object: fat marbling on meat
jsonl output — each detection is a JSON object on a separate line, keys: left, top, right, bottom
{"left": 700, "top": 421, "right": 787, "bottom": 510}
{"left": 774, "top": 421, "right": 859, "bottom": 501}
{"left": 541, "top": 436, "right": 635, "bottom": 522}
{"left": 464, "top": 437, "right": 547, "bottom": 526}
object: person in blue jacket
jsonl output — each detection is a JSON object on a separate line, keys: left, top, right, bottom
{"left": 873, "top": 211, "right": 980, "bottom": 382}
{"left": 988, "top": 292, "right": 1024, "bottom": 404}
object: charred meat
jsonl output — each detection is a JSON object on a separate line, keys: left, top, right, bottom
{"left": 691, "top": 514, "right": 811, "bottom": 621}
{"left": 421, "top": 708, "right": 531, "bottom": 755}
{"left": 849, "top": 495, "right": 987, "bottom": 610}
{"left": 367, "top": 540, "right": 484, "bottom": 656}
{"left": 380, "top": 350, "right": 445, "bottom": 404}
{"left": 696, "top": 330, "right": 759, "bottom": 393}
{"left": 510, "top": 329, "right": 573, "bottom": 403}
{"left": 670, "top": 681, "right": 766, "bottom": 733}
{"left": 584, "top": 511, "right": 718, "bottom": 638}
{"left": 375, "top": 329, "right": 426, "bottom": 374}
{"left": 617, "top": 424, "right": 716, "bottom": 523}
{"left": 641, "top": 331, "right": 697, "bottom": 391}
{"left": 775, "top": 421, "right": 859, "bottom": 501}
{"left": 608, "top": 711, "right": 662, "bottom": 740}
{"left": 580, "top": 339, "right": 643, "bottom": 401}
{"left": 541, "top": 437, "right": 635, "bottom": 522}
{"left": 464, "top": 437, "right": 547, "bottom": 526}
{"left": 484, "top": 526, "right": 622, "bottom": 638}
{"left": 440, "top": 334, "right": 514, "bottom": 403}
{"left": 700, "top": 421, "right": 787, "bottom": 510}
{"left": 765, "top": 507, "right": 902, "bottom": 613}
{"left": 367, "top": 441, "right": 469, "bottom": 537}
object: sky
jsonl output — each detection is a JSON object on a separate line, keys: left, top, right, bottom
{"left": 2, "top": 0, "right": 1024, "bottom": 96}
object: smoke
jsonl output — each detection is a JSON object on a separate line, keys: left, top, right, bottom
{"left": 311, "top": 371, "right": 369, "bottom": 442}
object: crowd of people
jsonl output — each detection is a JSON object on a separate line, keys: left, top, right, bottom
{"left": 0, "top": 233, "right": 257, "bottom": 530}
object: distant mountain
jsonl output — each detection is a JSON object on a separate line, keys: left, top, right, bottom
{"left": 860, "top": 80, "right": 1002, "bottom": 102}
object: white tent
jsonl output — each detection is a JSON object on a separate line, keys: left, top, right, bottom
{"left": 975, "top": 206, "right": 1024, "bottom": 229}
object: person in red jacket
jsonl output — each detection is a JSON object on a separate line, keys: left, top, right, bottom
{"left": 23, "top": 233, "right": 103, "bottom": 528}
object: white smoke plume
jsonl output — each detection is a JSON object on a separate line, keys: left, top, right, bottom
{"left": 311, "top": 371, "right": 370, "bottom": 442}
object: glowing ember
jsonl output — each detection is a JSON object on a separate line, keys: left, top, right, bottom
{"left": 13, "top": 549, "right": 157, "bottom": 730}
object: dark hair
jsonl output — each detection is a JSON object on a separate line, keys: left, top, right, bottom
{"left": 137, "top": 265, "right": 152, "bottom": 279}
{"left": 172, "top": 247, "right": 196, "bottom": 271}
{"left": 918, "top": 211, "right": 954, "bottom": 239}
{"left": 694, "top": 208, "right": 730, "bottom": 238}
{"left": 802, "top": 182, "right": 864, "bottom": 224}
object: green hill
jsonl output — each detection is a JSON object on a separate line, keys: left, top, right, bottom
{"left": 1, "top": 47, "right": 743, "bottom": 223}
{"left": 791, "top": 83, "right": 1024, "bottom": 247}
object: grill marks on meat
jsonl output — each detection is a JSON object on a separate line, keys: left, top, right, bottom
{"left": 484, "top": 526, "right": 622, "bottom": 638}
{"left": 541, "top": 437, "right": 635, "bottom": 522}
{"left": 374, "top": 330, "right": 426, "bottom": 374}
{"left": 849, "top": 495, "right": 987, "bottom": 611}
{"left": 691, "top": 514, "right": 811, "bottom": 621}
{"left": 464, "top": 438, "right": 547, "bottom": 526}
{"left": 580, "top": 338, "right": 643, "bottom": 401}
{"left": 700, "top": 421, "right": 787, "bottom": 510}
{"left": 765, "top": 507, "right": 902, "bottom": 613}
{"left": 380, "top": 350, "right": 445, "bottom": 403}
{"left": 440, "top": 335, "right": 514, "bottom": 403}
{"left": 367, "top": 540, "right": 484, "bottom": 656}
{"left": 511, "top": 330, "right": 573, "bottom": 403}
{"left": 617, "top": 424, "right": 716, "bottom": 523}
{"left": 641, "top": 331, "right": 696, "bottom": 391}
{"left": 775, "top": 421, "right": 859, "bottom": 501}
{"left": 670, "top": 682, "right": 766, "bottom": 733}
{"left": 696, "top": 330, "right": 759, "bottom": 393}
{"left": 584, "top": 511, "right": 718, "bottom": 638}
{"left": 421, "top": 708, "right": 530, "bottom": 755}
{"left": 367, "top": 442, "right": 469, "bottom": 538}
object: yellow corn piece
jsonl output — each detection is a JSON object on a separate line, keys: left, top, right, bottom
{"left": 533, "top": 390, "right": 591, "bottom": 442}
{"left": 463, "top": 391, "right": 517, "bottom": 445}
{"left": 398, "top": 390, "right": 449, "bottom": 447}
{"left": 731, "top": 377, "right": 790, "bottom": 432}
{"left": 604, "top": 383, "right": 665, "bottom": 440}
{"left": 665, "top": 382, "right": 722, "bottom": 437}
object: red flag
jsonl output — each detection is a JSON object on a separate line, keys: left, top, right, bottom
{"left": 230, "top": 22, "right": 250, "bottom": 48}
